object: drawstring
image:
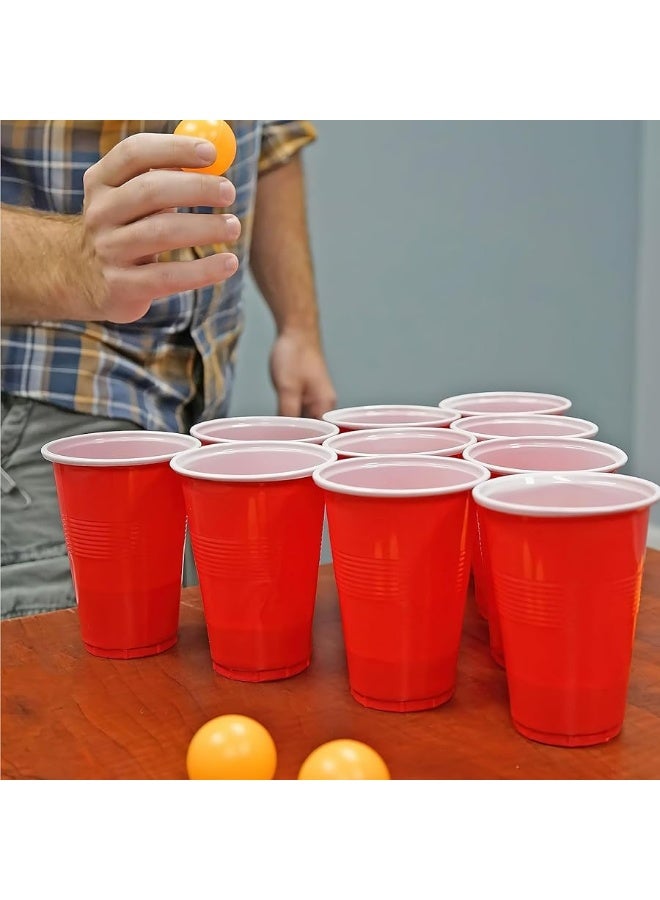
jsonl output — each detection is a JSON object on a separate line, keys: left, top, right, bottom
{"left": 0, "top": 466, "right": 32, "bottom": 508}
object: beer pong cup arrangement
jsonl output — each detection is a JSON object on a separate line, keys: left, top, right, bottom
{"left": 321, "top": 404, "right": 460, "bottom": 432}
{"left": 450, "top": 414, "right": 600, "bottom": 441}
{"left": 41, "top": 388, "right": 660, "bottom": 759}
{"left": 439, "top": 391, "right": 572, "bottom": 416}
{"left": 312, "top": 455, "right": 490, "bottom": 711}
{"left": 322, "top": 426, "right": 477, "bottom": 460}
{"left": 463, "top": 436, "right": 629, "bottom": 667}
{"left": 190, "top": 415, "right": 339, "bottom": 445}
{"left": 41, "top": 431, "right": 201, "bottom": 659}
{"left": 170, "top": 441, "right": 337, "bottom": 682}
{"left": 472, "top": 472, "right": 660, "bottom": 747}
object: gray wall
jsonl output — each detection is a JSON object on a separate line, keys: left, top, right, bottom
{"left": 633, "top": 121, "right": 660, "bottom": 544}
{"left": 231, "top": 121, "right": 658, "bottom": 548}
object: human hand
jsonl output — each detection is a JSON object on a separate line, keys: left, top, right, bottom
{"left": 80, "top": 132, "right": 241, "bottom": 322}
{"left": 269, "top": 329, "right": 337, "bottom": 418}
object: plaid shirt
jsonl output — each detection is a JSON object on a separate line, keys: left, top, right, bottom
{"left": 0, "top": 120, "right": 316, "bottom": 432}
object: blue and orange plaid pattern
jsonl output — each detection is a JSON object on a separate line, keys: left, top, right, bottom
{"left": 0, "top": 120, "right": 316, "bottom": 431}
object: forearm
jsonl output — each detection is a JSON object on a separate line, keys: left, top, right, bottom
{"left": 1, "top": 205, "right": 104, "bottom": 324}
{"left": 249, "top": 155, "right": 322, "bottom": 339}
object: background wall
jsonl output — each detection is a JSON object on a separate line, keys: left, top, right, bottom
{"left": 632, "top": 121, "right": 660, "bottom": 546}
{"left": 231, "top": 121, "right": 659, "bottom": 550}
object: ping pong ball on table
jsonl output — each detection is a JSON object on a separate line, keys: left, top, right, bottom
{"left": 186, "top": 714, "right": 277, "bottom": 780}
{"left": 298, "top": 739, "right": 391, "bottom": 780}
{"left": 174, "top": 119, "right": 237, "bottom": 176}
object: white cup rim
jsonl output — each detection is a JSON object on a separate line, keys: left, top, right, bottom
{"left": 462, "top": 436, "right": 628, "bottom": 474}
{"left": 312, "top": 454, "right": 490, "bottom": 497}
{"left": 190, "top": 415, "right": 340, "bottom": 443}
{"left": 321, "top": 426, "right": 477, "bottom": 457}
{"left": 472, "top": 471, "right": 660, "bottom": 517}
{"left": 449, "top": 413, "right": 599, "bottom": 439}
{"left": 170, "top": 440, "right": 338, "bottom": 482}
{"left": 438, "top": 391, "right": 572, "bottom": 415}
{"left": 41, "top": 431, "right": 202, "bottom": 467}
{"left": 321, "top": 404, "right": 461, "bottom": 429}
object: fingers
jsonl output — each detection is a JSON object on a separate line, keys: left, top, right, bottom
{"left": 301, "top": 389, "right": 337, "bottom": 419}
{"left": 87, "top": 171, "right": 236, "bottom": 228}
{"left": 99, "top": 212, "right": 241, "bottom": 263}
{"left": 277, "top": 379, "right": 337, "bottom": 419}
{"left": 102, "top": 253, "right": 239, "bottom": 323}
{"left": 84, "top": 132, "right": 218, "bottom": 189}
{"left": 277, "top": 389, "right": 303, "bottom": 417}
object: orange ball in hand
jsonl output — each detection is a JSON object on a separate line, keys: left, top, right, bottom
{"left": 186, "top": 714, "right": 277, "bottom": 780}
{"left": 174, "top": 119, "right": 237, "bottom": 176}
{"left": 298, "top": 739, "right": 391, "bottom": 780}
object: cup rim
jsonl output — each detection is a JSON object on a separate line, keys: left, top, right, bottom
{"left": 170, "top": 440, "right": 338, "bottom": 482}
{"left": 312, "top": 454, "right": 490, "bottom": 497}
{"left": 438, "top": 391, "right": 572, "bottom": 415}
{"left": 472, "top": 471, "right": 660, "bottom": 517}
{"left": 321, "top": 404, "right": 461, "bottom": 429}
{"left": 449, "top": 413, "right": 599, "bottom": 440}
{"left": 462, "top": 436, "right": 628, "bottom": 474}
{"left": 190, "top": 415, "right": 340, "bottom": 443}
{"left": 41, "top": 431, "right": 202, "bottom": 467}
{"left": 321, "top": 426, "right": 478, "bottom": 457}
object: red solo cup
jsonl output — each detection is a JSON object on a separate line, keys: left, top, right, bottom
{"left": 190, "top": 415, "right": 339, "bottom": 446}
{"left": 450, "top": 413, "right": 599, "bottom": 441}
{"left": 321, "top": 404, "right": 461, "bottom": 433}
{"left": 170, "top": 441, "right": 337, "bottom": 682}
{"left": 322, "top": 426, "right": 477, "bottom": 460}
{"left": 439, "top": 391, "right": 572, "bottom": 416}
{"left": 464, "top": 436, "right": 628, "bottom": 667}
{"left": 40, "top": 431, "right": 201, "bottom": 659}
{"left": 472, "top": 472, "right": 660, "bottom": 747}
{"left": 312, "top": 455, "right": 490, "bottom": 711}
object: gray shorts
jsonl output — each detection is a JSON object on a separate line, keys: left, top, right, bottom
{"left": 1, "top": 396, "right": 197, "bottom": 619}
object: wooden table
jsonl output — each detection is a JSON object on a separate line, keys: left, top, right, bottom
{"left": 3, "top": 550, "right": 660, "bottom": 780}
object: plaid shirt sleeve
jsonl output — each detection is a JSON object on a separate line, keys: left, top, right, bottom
{"left": 258, "top": 120, "right": 317, "bottom": 174}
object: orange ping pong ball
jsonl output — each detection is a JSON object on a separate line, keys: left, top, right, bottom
{"left": 186, "top": 714, "right": 277, "bottom": 780}
{"left": 297, "top": 739, "right": 391, "bottom": 780}
{"left": 174, "top": 119, "right": 237, "bottom": 176}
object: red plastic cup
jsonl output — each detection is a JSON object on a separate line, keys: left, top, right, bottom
{"left": 312, "top": 455, "right": 490, "bottom": 711}
{"left": 170, "top": 441, "right": 337, "bottom": 682}
{"left": 450, "top": 413, "right": 599, "bottom": 441}
{"left": 322, "top": 426, "right": 477, "bottom": 460}
{"left": 472, "top": 471, "right": 660, "bottom": 747}
{"left": 40, "top": 431, "right": 201, "bottom": 659}
{"left": 190, "top": 414, "right": 339, "bottom": 445}
{"left": 439, "top": 391, "right": 572, "bottom": 416}
{"left": 321, "top": 404, "right": 461, "bottom": 433}
{"left": 464, "top": 436, "right": 629, "bottom": 666}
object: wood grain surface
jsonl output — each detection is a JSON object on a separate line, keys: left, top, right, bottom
{"left": 2, "top": 551, "right": 659, "bottom": 780}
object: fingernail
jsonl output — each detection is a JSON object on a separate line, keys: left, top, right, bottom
{"left": 224, "top": 254, "right": 238, "bottom": 273}
{"left": 195, "top": 141, "right": 216, "bottom": 163}
{"left": 218, "top": 179, "right": 236, "bottom": 205}
{"left": 224, "top": 215, "right": 241, "bottom": 240}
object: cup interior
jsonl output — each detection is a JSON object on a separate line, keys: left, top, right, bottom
{"left": 472, "top": 471, "right": 660, "bottom": 517}
{"left": 323, "top": 427, "right": 476, "bottom": 456}
{"left": 439, "top": 391, "right": 572, "bottom": 415}
{"left": 322, "top": 405, "right": 460, "bottom": 429}
{"left": 191, "top": 415, "right": 339, "bottom": 443}
{"left": 313, "top": 455, "right": 490, "bottom": 496}
{"left": 41, "top": 431, "right": 201, "bottom": 466}
{"left": 464, "top": 437, "right": 627, "bottom": 473}
{"left": 171, "top": 441, "right": 337, "bottom": 481}
{"left": 450, "top": 414, "right": 599, "bottom": 440}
